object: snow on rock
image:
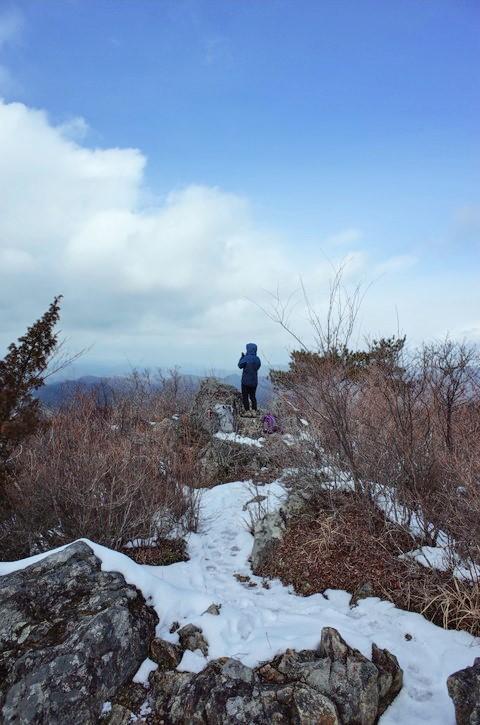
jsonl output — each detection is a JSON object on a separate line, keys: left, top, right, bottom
{"left": 177, "top": 648, "right": 209, "bottom": 674}
{"left": 153, "top": 628, "right": 402, "bottom": 724}
{"left": 133, "top": 657, "right": 158, "bottom": 685}
{"left": 214, "top": 431, "right": 263, "bottom": 447}
{"left": 1, "top": 479, "right": 479, "bottom": 724}
{"left": 0, "top": 541, "right": 158, "bottom": 723}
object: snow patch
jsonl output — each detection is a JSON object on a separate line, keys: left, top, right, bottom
{"left": 214, "top": 432, "right": 263, "bottom": 448}
{"left": 133, "top": 657, "right": 158, "bottom": 684}
{"left": 177, "top": 648, "right": 208, "bottom": 673}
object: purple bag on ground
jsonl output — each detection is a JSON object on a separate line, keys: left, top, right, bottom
{"left": 262, "top": 413, "right": 279, "bottom": 434}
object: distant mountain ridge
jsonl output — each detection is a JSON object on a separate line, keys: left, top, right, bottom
{"left": 36, "top": 373, "right": 273, "bottom": 409}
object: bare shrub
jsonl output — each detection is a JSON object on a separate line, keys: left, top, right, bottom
{"left": 4, "top": 391, "right": 200, "bottom": 558}
{"left": 268, "top": 268, "right": 480, "bottom": 609}
{"left": 257, "top": 490, "right": 427, "bottom": 599}
{"left": 112, "top": 367, "right": 195, "bottom": 432}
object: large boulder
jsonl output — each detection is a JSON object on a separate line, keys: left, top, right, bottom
{"left": 151, "top": 657, "right": 340, "bottom": 724}
{"left": 0, "top": 541, "right": 158, "bottom": 725}
{"left": 191, "top": 379, "right": 243, "bottom": 435}
{"left": 148, "top": 626, "right": 402, "bottom": 724}
{"left": 447, "top": 657, "right": 480, "bottom": 724}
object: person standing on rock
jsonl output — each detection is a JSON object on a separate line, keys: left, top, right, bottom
{"left": 238, "top": 343, "right": 261, "bottom": 416}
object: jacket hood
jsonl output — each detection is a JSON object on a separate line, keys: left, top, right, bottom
{"left": 246, "top": 343, "right": 257, "bottom": 355}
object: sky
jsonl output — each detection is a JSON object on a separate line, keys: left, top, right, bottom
{"left": 0, "top": 0, "right": 479, "bottom": 375}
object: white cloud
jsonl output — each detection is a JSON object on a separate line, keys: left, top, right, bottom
{"left": 0, "top": 99, "right": 477, "bottom": 371}
{"left": 0, "top": 100, "right": 302, "bottom": 366}
{"left": 0, "top": 247, "right": 34, "bottom": 272}
{"left": 57, "top": 116, "right": 90, "bottom": 142}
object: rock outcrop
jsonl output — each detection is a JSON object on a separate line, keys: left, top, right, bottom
{"left": 0, "top": 541, "right": 157, "bottom": 725}
{"left": 250, "top": 487, "right": 316, "bottom": 573}
{"left": 251, "top": 509, "right": 286, "bottom": 572}
{"left": 447, "top": 657, "right": 480, "bottom": 725}
{"left": 191, "top": 379, "right": 243, "bottom": 435}
{"left": 198, "top": 435, "right": 267, "bottom": 484}
{"left": 145, "top": 626, "right": 402, "bottom": 724}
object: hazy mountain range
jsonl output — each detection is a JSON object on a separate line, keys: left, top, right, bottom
{"left": 35, "top": 374, "right": 274, "bottom": 409}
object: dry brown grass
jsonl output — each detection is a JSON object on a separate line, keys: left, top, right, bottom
{"left": 258, "top": 489, "right": 480, "bottom": 635}
{"left": 258, "top": 492, "right": 422, "bottom": 597}
{"left": 121, "top": 538, "right": 189, "bottom": 566}
{"left": 411, "top": 577, "right": 480, "bottom": 636}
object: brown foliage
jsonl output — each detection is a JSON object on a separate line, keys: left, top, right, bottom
{"left": 2, "top": 390, "right": 201, "bottom": 559}
{"left": 258, "top": 491, "right": 426, "bottom": 599}
{"left": 260, "top": 491, "right": 480, "bottom": 635}
{"left": 273, "top": 338, "right": 480, "bottom": 551}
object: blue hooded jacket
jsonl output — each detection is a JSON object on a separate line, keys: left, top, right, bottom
{"left": 238, "top": 343, "right": 261, "bottom": 387}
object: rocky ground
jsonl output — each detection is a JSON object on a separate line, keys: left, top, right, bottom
{"left": 1, "top": 380, "right": 479, "bottom": 724}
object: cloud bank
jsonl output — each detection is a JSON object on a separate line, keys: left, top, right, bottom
{"left": 0, "top": 99, "right": 477, "bottom": 371}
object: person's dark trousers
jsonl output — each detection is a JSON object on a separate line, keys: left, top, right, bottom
{"left": 241, "top": 384, "right": 257, "bottom": 411}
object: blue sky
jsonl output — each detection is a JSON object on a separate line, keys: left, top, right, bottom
{"left": 0, "top": 0, "right": 479, "bottom": 373}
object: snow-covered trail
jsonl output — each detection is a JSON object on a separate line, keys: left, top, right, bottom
{"left": 1, "top": 479, "right": 478, "bottom": 723}
{"left": 148, "top": 480, "right": 477, "bottom": 724}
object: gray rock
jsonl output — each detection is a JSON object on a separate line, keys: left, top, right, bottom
{"left": 283, "top": 487, "right": 315, "bottom": 518}
{"left": 251, "top": 510, "right": 286, "bottom": 573}
{"left": 149, "top": 638, "right": 182, "bottom": 670}
{"left": 0, "top": 541, "right": 158, "bottom": 725}
{"left": 105, "top": 704, "right": 135, "bottom": 725}
{"left": 191, "top": 379, "right": 243, "bottom": 435}
{"left": 151, "top": 656, "right": 337, "bottom": 724}
{"left": 111, "top": 680, "right": 147, "bottom": 712}
{"left": 213, "top": 403, "right": 235, "bottom": 433}
{"left": 268, "top": 629, "right": 403, "bottom": 724}
{"left": 447, "top": 657, "right": 480, "bottom": 725}
{"left": 289, "top": 685, "right": 339, "bottom": 724}
{"left": 205, "top": 603, "right": 222, "bottom": 616}
{"left": 372, "top": 643, "right": 404, "bottom": 715}
{"left": 198, "top": 436, "right": 266, "bottom": 485}
{"left": 148, "top": 627, "right": 402, "bottom": 724}
{"left": 178, "top": 623, "right": 209, "bottom": 656}
{"left": 315, "top": 627, "right": 382, "bottom": 724}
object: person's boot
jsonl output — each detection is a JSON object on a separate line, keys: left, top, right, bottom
{"left": 240, "top": 409, "right": 250, "bottom": 417}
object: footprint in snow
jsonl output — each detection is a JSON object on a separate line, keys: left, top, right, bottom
{"left": 407, "top": 686, "right": 433, "bottom": 702}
